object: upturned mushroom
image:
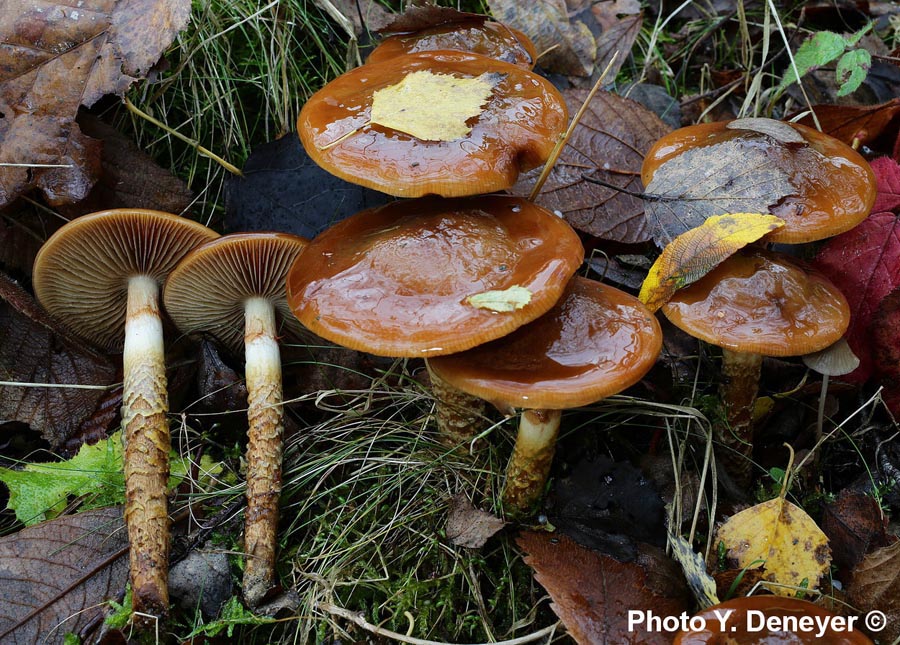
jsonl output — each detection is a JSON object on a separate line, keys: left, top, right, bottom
{"left": 32, "top": 209, "right": 219, "bottom": 622}
{"left": 641, "top": 118, "right": 876, "bottom": 244}
{"left": 286, "top": 195, "right": 584, "bottom": 444}
{"left": 297, "top": 51, "right": 567, "bottom": 198}
{"left": 673, "top": 595, "right": 873, "bottom": 644}
{"left": 427, "top": 277, "right": 662, "bottom": 516}
{"left": 661, "top": 248, "right": 850, "bottom": 485}
{"left": 163, "top": 232, "right": 309, "bottom": 606}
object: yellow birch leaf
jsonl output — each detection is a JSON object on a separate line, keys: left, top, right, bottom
{"left": 466, "top": 285, "right": 532, "bottom": 312}
{"left": 639, "top": 213, "right": 784, "bottom": 312}
{"left": 715, "top": 497, "right": 830, "bottom": 597}
{"left": 370, "top": 70, "right": 502, "bottom": 141}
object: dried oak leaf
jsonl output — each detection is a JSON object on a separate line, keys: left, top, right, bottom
{"left": 0, "top": 0, "right": 192, "bottom": 208}
{"left": 848, "top": 540, "right": 900, "bottom": 643}
{"left": 643, "top": 139, "right": 798, "bottom": 247}
{"left": 821, "top": 489, "right": 894, "bottom": 579}
{"left": 0, "top": 507, "right": 128, "bottom": 644}
{"left": 486, "top": 0, "right": 595, "bottom": 76}
{"left": 0, "top": 273, "right": 116, "bottom": 449}
{"left": 518, "top": 532, "right": 688, "bottom": 644}
{"left": 510, "top": 89, "right": 670, "bottom": 244}
{"left": 445, "top": 492, "right": 505, "bottom": 549}
{"left": 815, "top": 156, "right": 900, "bottom": 382}
{"left": 871, "top": 288, "right": 900, "bottom": 415}
{"left": 794, "top": 99, "right": 900, "bottom": 149}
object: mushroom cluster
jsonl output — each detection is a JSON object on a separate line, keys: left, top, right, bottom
{"left": 642, "top": 118, "right": 874, "bottom": 485}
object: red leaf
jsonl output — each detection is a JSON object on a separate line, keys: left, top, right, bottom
{"left": 872, "top": 156, "right": 900, "bottom": 213}
{"left": 794, "top": 99, "right": 900, "bottom": 149}
{"left": 871, "top": 288, "right": 900, "bottom": 416}
{"left": 815, "top": 158, "right": 900, "bottom": 382}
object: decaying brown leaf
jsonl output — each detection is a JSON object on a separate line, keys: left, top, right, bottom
{"left": 446, "top": 493, "right": 505, "bottom": 549}
{"left": 848, "top": 541, "right": 900, "bottom": 643}
{"left": 643, "top": 139, "right": 797, "bottom": 247}
{"left": 794, "top": 99, "right": 900, "bottom": 149}
{"left": 0, "top": 0, "right": 192, "bottom": 207}
{"left": 511, "top": 89, "right": 670, "bottom": 243}
{"left": 487, "top": 0, "right": 595, "bottom": 76}
{"left": 594, "top": 13, "right": 643, "bottom": 82}
{"left": 0, "top": 507, "right": 128, "bottom": 644}
{"left": 374, "top": 4, "right": 485, "bottom": 34}
{"left": 0, "top": 273, "right": 117, "bottom": 449}
{"left": 821, "top": 489, "right": 895, "bottom": 579}
{"left": 518, "top": 531, "right": 688, "bottom": 644}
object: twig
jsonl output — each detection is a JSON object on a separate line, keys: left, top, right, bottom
{"left": 0, "top": 380, "right": 116, "bottom": 390}
{"left": 528, "top": 52, "right": 619, "bottom": 201}
{"left": 319, "top": 602, "right": 559, "bottom": 645}
{"left": 123, "top": 97, "right": 243, "bottom": 176}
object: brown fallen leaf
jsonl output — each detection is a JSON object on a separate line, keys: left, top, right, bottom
{"left": 0, "top": 273, "right": 117, "bottom": 449}
{"left": 446, "top": 493, "right": 505, "bottom": 549}
{"left": 374, "top": 4, "right": 485, "bottom": 34}
{"left": 58, "top": 114, "right": 194, "bottom": 217}
{"left": 794, "top": 99, "right": 900, "bottom": 149}
{"left": 643, "top": 139, "right": 797, "bottom": 247}
{"left": 593, "top": 13, "right": 643, "bottom": 82}
{"left": 311, "top": 0, "right": 392, "bottom": 36}
{"left": 0, "top": 215, "right": 44, "bottom": 279}
{"left": 0, "top": 0, "right": 192, "bottom": 207}
{"left": 518, "top": 531, "right": 688, "bottom": 644}
{"left": 0, "top": 507, "right": 128, "bottom": 644}
{"left": 821, "top": 489, "right": 895, "bottom": 580}
{"left": 511, "top": 89, "right": 671, "bottom": 243}
{"left": 487, "top": 0, "right": 596, "bottom": 76}
{"left": 848, "top": 540, "right": 900, "bottom": 643}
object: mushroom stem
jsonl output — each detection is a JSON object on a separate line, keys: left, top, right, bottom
{"left": 242, "top": 296, "right": 284, "bottom": 607}
{"left": 426, "top": 361, "right": 487, "bottom": 448}
{"left": 501, "top": 408, "right": 562, "bottom": 517}
{"left": 719, "top": 349, "right": 762, "bottom": 487}
{"left": 122, "top": 275, "right": 170, "bottom": 620}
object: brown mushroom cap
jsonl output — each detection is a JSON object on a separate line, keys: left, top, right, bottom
{"left": 662, "top": 248, "right": 850, "bottom": 356}
{"left": 367, "top": 20, "right": 537, "bottom": 69}
{"left": 286, "top": 195, "right": 584, "bottom": 357}
{"left": 673, "top": 596, "right": 873, "bottom": 644}
{"left": 641, "top": 119, "right": 876, "bottom": 244}
{"left": 427, "top": 277, "right": 662, "bottom": 410}
{"left": 163, "top": 232, "right": 310, "bottom": 353}
{"left": 297, "top": 51, "right": 568, "bottom": 198}
{"left": 33, "top": 209, "right": 219, "bottom": 351}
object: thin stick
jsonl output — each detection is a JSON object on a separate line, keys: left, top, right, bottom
{"left": 528, "top": 52, "right": 619, "bottom": 201}
{"left": 319, "top": 602, "right": 559, "bottom": 645}
{"left": 0, "top": 380, "right": 116, "bottom": 390}
{"left": 123, "top": 97, "right": 243, "bottom": 176}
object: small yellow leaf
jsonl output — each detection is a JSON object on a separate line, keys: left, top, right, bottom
{"left": 370, "top": 70, "right": 502, "bottom": 141}
{"left": 715, "top": 497, "right": 830, "bottom": 597}
{"left": 466, "top": 286, "right": 532, "bottom": 312}
{"left": 639, "top": 213, "right": 784, "bottom": 312}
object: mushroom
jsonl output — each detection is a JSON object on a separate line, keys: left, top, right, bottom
{"left": 661, "top": 248, "right": 850, "bottom": 485}
{"left": 297, "top": 51, "right": 567, "bottom": 198}
{"left": 641, "top": 118, "right": 876, "bottom": 244}
{"left": 673, "top": 595, "right": 873, "bottom": 644}
{"left": 32, "top": 209, "right": 219, "bottom": 622}
{"left": 367, "top": 19, "right": 537, "bottom": 69}
{"left": 427, "top": 277, "right": 662, "bottom": 516}
{"left": 286, "top": 195, "right": 584, "bottom": 444}
{"left": 162, "top": 232, "right": 309, "bottom": 607}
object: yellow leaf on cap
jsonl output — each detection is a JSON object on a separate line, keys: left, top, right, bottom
{"left": 715, "top": 496, "right": 830, "bottom": 597}
{"left": 639, "top": 213, "right": 784, "bottom": 312}
{"left": 466, "top": 285, "right": 532, "bottom": 312}
{"left": 370, "top": 70, "right": 502, "bottom": 141}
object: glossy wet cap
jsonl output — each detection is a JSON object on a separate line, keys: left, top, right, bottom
{"left": 286, "top": 195, "right": 584, "bottom": 357}
{"left": 297, "top": 51, "right": 567, "bottom": 198}
{"left": 427, "top": 277, "right": 662, "bottom": 411}
{"left": 164, "top": 232, "right": 310, "bottom": 354}
{"left": 673, "top": 596, "right": 873, "bottom": 644}
{"left": 367, "top": 20, "right": 536, "bottom": 68}
{"left": 641, "top": 118, "right": 876, "bottom": 244}
{"left": 662, "top": 248, "right": 850, "bottom": 356}
{"left": 33, "top": 209, "right": 219, "bottom": 351}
